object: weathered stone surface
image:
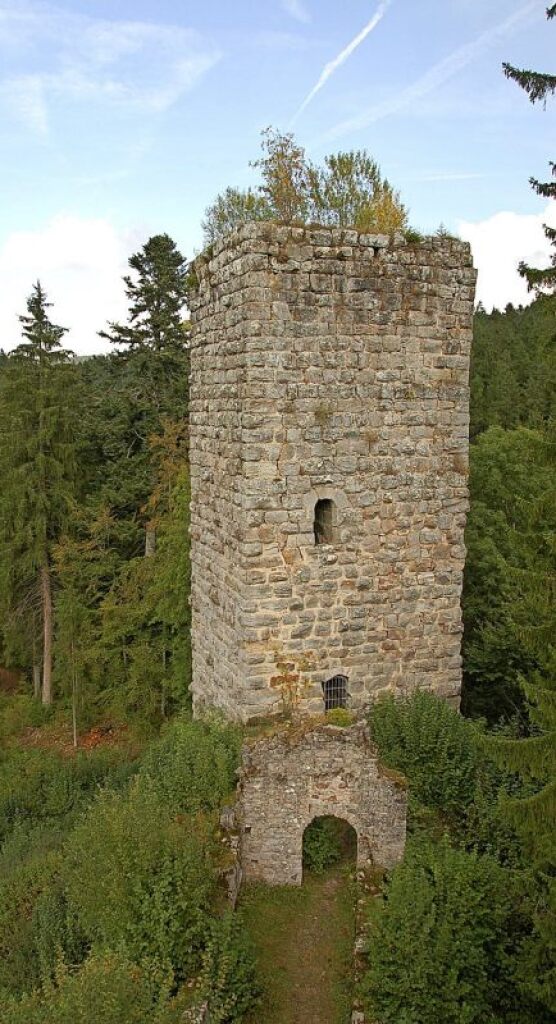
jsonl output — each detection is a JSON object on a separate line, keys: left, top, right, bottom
{"left": 238, "top": 722, "right": 407, "bottom": 886}
{"left": 189, "top": 222, "right": 475, "bottom": 721}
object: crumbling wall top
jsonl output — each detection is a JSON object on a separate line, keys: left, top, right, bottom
{"left": 189, "top": 220, "right": 474, "bottom": 296}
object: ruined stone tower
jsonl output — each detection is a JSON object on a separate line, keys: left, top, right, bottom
{"left": 188, "top": 223, "right": 476, "bottom": 725}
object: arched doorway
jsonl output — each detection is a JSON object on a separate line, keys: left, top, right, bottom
{"left": 302, "top": 815, "right": 357, "bottom": 878}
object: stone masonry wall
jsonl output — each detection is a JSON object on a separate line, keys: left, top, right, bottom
{"left": 188, "top": 223, "right": 476, "bottom": 722}
{"left": 238, "top": 722, "right": 407, "bottom": 885}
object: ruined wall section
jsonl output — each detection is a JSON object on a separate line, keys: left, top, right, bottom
{"left": 238, "top": 722, "right": 407, "bottom": 885}
{"left": 189, "top": 223, "right": 476, "bottom": 722}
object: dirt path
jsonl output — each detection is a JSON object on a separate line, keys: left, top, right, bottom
{"left": 242, "top": 868, "right": 355, "bottom": 1024}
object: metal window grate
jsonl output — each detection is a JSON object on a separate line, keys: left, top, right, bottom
{"left": 322, "top": 674, "right": 349, "bottom": 711}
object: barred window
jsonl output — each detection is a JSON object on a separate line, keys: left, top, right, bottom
{"left": 314, "top": 498, "right": 336, "bottom": 545}
{"left": 322, "top": 674, "right": 349, "bottom": 711}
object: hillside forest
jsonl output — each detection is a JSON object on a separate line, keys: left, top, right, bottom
{"left": 0, "top": 82, "right": 555, "bottom": 1024}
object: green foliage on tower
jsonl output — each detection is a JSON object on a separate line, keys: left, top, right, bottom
{"left": 203, "top": 128, "right": 407, "bottom": 243}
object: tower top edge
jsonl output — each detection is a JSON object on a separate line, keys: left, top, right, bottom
{"left": 191, "top": 221, "right": 474, "bottom": 276}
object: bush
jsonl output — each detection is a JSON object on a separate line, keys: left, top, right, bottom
{"left": 137, "top": 716, "right": 241, "bottom": 816}
{"left": 0, "top": 829, "right": 90, "bottom": 997}
{"left": 368, "top": 691, "right": 521, "bottom": 861}
{"left": 1, "top": 950, "right": 181, "bottom": 1024}
{"left": 0, "top": 748, "right": 134, "bottom": 845}
{"left": 325, "top": 708, "right": 354, "bottom": 727}
{"left": 31, "top": 881, "right": 89, "bottom": 987}
{"left": 0, "top": 695, "right": 52, "bottom": 743}
{"left": 302, "top": 817, "right": 345, "bottom": 874}
{"left": 199, "top": 910, "right": 260, "bottom": 1023}
{"left": 369, "top": 691, "right": 484, "bottom": 817}
{"left": 0, "top": 846, "right": 62, "bottom": 996}
{"left": 64, "top": 784, "right": 216, "bottom": 978}
{"left": 362, "top": 839, "right": 528, "bottom": 1024}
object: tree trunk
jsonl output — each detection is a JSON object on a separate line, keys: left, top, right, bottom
{"left": 145, "top": 526, "right": 156, "bottom": 557}
{"left": 41, "top": 565, "right": 53, "bottom": 705}
{"left": 71, "top": 638, "right": 78, "bottom": 748}
{"left": 33, "top": 661, "right": 41, "bottom": 700}
{"left": 32, "top": 628, "right": 41, "bottom": 699}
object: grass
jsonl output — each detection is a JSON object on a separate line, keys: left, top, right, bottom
{"left": 241, "top": 865, "right": 356, "bottom": 1024}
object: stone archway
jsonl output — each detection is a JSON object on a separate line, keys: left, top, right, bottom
{"left": 302, "top": 815, "right": 357, "bottom": 878}
{"left": 238, "top": 721, "right": 406, "bottom": 886}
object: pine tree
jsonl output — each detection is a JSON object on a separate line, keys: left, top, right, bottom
{"left": 53, "top": 506, "right": 122, "bottom": 742}
{"left": 99, "top": 234, "right": 188, "bottom": 355}
{"left": 503, "top": 5, "right": 556, "bottom": 293}
{"left": 99, "top": 419, "right": 191, "bottom": 721}
{"left": 0, "top": 283, "right": 77, "bottom": 703}
{"left": 97, "top": 237, "right": 190, "bottom": 557}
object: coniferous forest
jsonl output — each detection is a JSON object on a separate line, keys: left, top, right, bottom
{"left": 0, "top": 21, "right": 555, "bottom": 1022}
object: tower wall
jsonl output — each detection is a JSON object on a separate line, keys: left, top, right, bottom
{"left": 188, "top": 223, "right": 476, "bottom": 722}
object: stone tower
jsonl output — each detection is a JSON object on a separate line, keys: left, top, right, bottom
{"left": 188, "top": 223, "right": 476, "bottom": 725}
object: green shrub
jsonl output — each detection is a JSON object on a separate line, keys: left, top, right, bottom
{"left": 0, "top": 748, "right": 134, "bottom": 844}
{"left": 1, "top": 950, "right": 180, "bottom": 1024}
{"left": 0, "top": 844, "right": 87, "bottom": 997}
{"left": 31, "top": 882, "right": 89, "bottom": 986}
{"left": 199, "top": 910, "right": 260, "bottom": 1023}
{"left": 362, "top": 839, "right": 528, "bottom": 1024}
{"left": 303, "top": 817, "right": 345, "bottom": 874}
{"left": 64, "top": 784, "right": 216, "bottom": 978}
{"left": 0, "top": 695, "right": 52, "bottom": 743}
{"left": 325, "top": 708, "right": 354, "bottom": 727}
{"left": 369, "top": 691, "right": 483, "bottom": 817}
{"left": 138, "top": 715, "right": 241, "bottom": 815}
{"left": 368, "top": 692, "right": 521, "bottom": 860}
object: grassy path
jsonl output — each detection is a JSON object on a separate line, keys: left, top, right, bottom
{"left": 241, "top": 867, "right": 355, "bottom": 1024}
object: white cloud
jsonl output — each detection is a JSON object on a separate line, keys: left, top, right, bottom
{"left": 323, "top": 0, "right": 539, "bottom": 140}
{"left": 459, "top": 203, "right": 556, "bottom": 310}
{"left": 292, "top": 1, "right": 391, "bottom": 122}
{"left": 282, "top": 0, "right": 311, "bottom": 23}
{"left": 0, "top": 2, "right": 220, "bottom": 134}
{"left": 0, "top": 216, "right": 147, "bottom": 355}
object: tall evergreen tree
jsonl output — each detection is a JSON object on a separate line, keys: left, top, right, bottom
{"left": 96, "top": 236, "right": 190, "bottom": 558}
{"left": 0, "top": 283, "right": 77, "bottom": 703}
{"left": 99, "top": 234, "right": 188, "bottom": 354}
{"left": 503, "top": 4, "right": 556, "bottom": 293}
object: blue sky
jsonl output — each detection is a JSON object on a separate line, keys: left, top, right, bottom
{"left": 0, "top": 0, "right": 554, "bottom": 352}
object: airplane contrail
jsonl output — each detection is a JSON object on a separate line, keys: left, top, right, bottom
{"left": 291, "top": 1, "right": 391, "bottom": 123}
{"left": 321, "top": 0, "right": 540, "bottom": 141}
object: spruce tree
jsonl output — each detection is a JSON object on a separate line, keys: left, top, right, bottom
{"left": 0, "top": 282, "right": 77, "bottom": 703}
{"left": 503, "top": 4, "right": 556, "bottom": 293}
{"left": 97, "top": 236, "right": 189, "bottom": 558}
{"left": 99, "top": 234, "right": 188, "bottom": 354}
